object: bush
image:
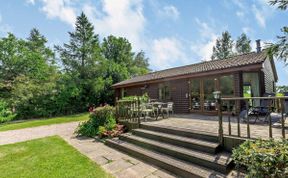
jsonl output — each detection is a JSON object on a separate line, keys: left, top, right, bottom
{"left": 0, "top": 100, "right": 16, "bottom": 123}
{"left": 98, "top": 124, "right": 126, "bottom": 138}
{"left": 232, "top": 139, "right": 288, "bottom": 178}
{"left": 75, "top": 105, "right": 116, "bottom": 137}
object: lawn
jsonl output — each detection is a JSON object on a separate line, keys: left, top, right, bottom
{"left": 0, "top": 113, "right": 89, "bottom": 132}
{"left": 0, "top": 136, "right": 113, "bottom": 178}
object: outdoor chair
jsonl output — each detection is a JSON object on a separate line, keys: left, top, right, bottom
{"left": 203, "top": 101, "right": 211, "bottom": 111}
{"left": 240, "top": 93, "right": 275, "bottom": 123}
{"left": 140, "top": 103, "right": 155, "bottom": 121}
{"left": 161, "top": 102, "right": 174, "bottom": 117}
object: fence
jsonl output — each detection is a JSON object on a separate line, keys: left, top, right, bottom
{"left": 217, "top": 96, "right": 288, "bottom": 145}
{"left": 115, "top": 97, "right": 141, "bottom": 127}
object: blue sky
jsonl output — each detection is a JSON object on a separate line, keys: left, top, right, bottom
{"left": 0, "top": 0, "right": 287, "bottom": 85}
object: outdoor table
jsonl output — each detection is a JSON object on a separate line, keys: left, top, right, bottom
{"left": 151, "top": 102, "right": 166, "bottom": 120}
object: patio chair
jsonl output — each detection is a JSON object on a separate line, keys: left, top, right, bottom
{"left": 240, "top": 93, "right": 275, "bottom": 123}
{"left": 140, "top": 103, "right": 155, "bottom": 121}
{"left": 161, "top": 102, "right": 174, "bottom": 117}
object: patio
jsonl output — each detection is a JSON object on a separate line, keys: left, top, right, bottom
{"left": 141, "top": 113, "right": 288, "bottom": 139}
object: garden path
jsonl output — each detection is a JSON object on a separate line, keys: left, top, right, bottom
{"left": 0, "top": 122, "right": 176, "bottom": 178}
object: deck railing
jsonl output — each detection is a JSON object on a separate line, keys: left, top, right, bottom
{"left": 218, "top": 96, "right": 288, "bottom": 145}
{"left": 115, "top": 97, "right": 141, "bottom": 127}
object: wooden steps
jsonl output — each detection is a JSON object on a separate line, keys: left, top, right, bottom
{"left": 105, "top": 123, "right": 233, "bottom": 178}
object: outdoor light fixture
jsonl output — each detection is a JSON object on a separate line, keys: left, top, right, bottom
{"left": 213, "top": 91, "right": 221, "bottom": 100}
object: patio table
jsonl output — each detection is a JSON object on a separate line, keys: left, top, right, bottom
{"left": 151, "top": 102, "right": 166, "bottom": 120}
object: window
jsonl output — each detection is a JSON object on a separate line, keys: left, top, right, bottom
{"left": 121, "top": 88, "right": 127, "bottom": 98}
{"left": 220, "top": 75, "right": 234, "bottom": 96}
{"left": 159, "top": 83, "right": 170, "bottom": 100}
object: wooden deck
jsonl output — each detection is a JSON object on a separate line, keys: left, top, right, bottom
{"left": 144, "top": 113, "right": 288, "bottom": 139}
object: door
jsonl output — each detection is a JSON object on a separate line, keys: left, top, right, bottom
{"left": 190, "top": 78, "right": 217, "bottom": 113}
{"left": 190, "top": 79, "right": 201, "bottom": 111}
{"left": 202, "top": 78, "right": 217, "bottom": 112}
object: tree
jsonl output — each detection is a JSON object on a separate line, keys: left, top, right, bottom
{"left": 132, "top": 51, "right": 150, "bottom": 76}
{"left": 0, "top": 31, "right": 59, "bottom": 118}
{"left": 27, "top": 28, "right": 55, "bottom": 64}
{"left": 276, "top": 85, "right": 288, "bottom": 93}
{"left": 56, "top": 12, "right": 101, "bottom": 79}
{"left": 269, "top": 0, "right": 288, "bottom": 10}
{"left": 55, "top": 12, "right": 102, "bottom": 110}
{"left": 101, "top": 35, "right": 150, "bottom": 82}
{"left": 267, "top": 0, "right": 288, "bottom": 64}
{"left": 211, "top": 31, "right": 234, "bottom": 60}
{"left": 236, "top": 33, "right": 252, "bottom": 54}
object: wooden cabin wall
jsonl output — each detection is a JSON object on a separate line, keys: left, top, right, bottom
{"left": 170, "top": 79, "right": 190, "bottom": 113}
{"left": 262, "top": 59, "right": 276, "bottom": 93}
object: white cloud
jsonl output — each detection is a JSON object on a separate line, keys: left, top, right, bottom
{"left": 158, "top": 5, "right": 180, "bottom": 20}
{"left": 151, "top": 37, "right": 187, "bottom": 69}
{"left": 0, "top": 14, "right": 12, "bottom": 34}
{"left": 83, "top": 0, "right": 146, "bottom": 51}
{"left": 252, "top": 0, "right": 275, "bottom": 28}
{"left": 26, "top": 0, "right": 35, "bottom": 5}
{"left": 191, "top": 18, "right": 219, "bottom": 61}
{"left": 252, "top": 5, "right": 266, "bottom": 28}
{"left": 28, "top": 0, "right": 77, "bottom": 27}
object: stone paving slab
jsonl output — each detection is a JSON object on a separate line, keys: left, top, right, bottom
{"left": 0, "top": 121, "right": 176, "bottom": 178}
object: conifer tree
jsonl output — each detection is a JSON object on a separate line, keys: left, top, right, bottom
{"left": 211, "top": 31, "right": 234, "bottom": 60}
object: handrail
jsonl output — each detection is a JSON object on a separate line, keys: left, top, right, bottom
{"left": 115, "top": 97, "right": 141, "bottom": 128}
{"left": 217, "top": 96, "right": 287, "bottom": 144}
{"left": 222, "top": 96, "right": 288, "bottom": 100}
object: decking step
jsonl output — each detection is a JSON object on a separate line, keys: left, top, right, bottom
{"left": 119, "top": 133, "right": 232, "bottom": 174}
{"left": 140, "top": 123, "right": 218, "bottom": 142}
{"left": 132, "top": 128, "right": 220, "bottom": 154}
{"left": 106, "top": 138, "right": 226, "bottom": 178}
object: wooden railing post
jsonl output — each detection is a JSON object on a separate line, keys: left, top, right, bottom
{"left": 268, "top": 99, "right": 273, "bottom": 138}
{"left": 115, "top": 100, "right": 119, "bottom": 122}
{"left": 237, "top": 100, "right": 241, "bottom": 137}
{"left": 217, "top": 98, "right": 224, "bottom": 146}
{"left": 245, "top": 100, "right": 250, "bottom": 138}
{"left": 281, "top": 98, "right": 285, "bottom": 139}
{"left": 137, "top": 96, "right": 141, "bottom": 128}
{"left": 227, "top": 101, "right": 231, "bottom": 136}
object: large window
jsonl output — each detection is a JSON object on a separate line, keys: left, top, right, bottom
{"left": 159, "top": 83, "right": 170, "bottom": 100}
{"left": 220, "top": 75, "right": 234, "bottom": 96}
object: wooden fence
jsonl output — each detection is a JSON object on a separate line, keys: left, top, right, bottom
{"left": 218, "top": 96, "right": 288, "bottom": 145}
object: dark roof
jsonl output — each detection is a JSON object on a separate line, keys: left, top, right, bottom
{"left": 113, "top": 51, "right": 268, "bottom": 88}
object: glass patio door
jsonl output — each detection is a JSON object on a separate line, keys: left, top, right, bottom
{"left": 202, "top": 78, "right": 217, "bottom": 112}
{"left": 190, "top": 79, "right": 201, "bottom": 111}
{"left": 190, "top": 78, "right": 217, "bottom": 113}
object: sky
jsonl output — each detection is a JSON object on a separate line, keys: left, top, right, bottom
{"left": 0, "top": 0, "right": 287, "bottom": 85}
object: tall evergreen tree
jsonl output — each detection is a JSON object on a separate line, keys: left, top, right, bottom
{"left": 211, "top": 31, "right": 234, "bottom": 60}
{"left": 236, "top": 33, "right": 252, "bottom": 54}
{"left": 55, "top": 12, "right": 101, "bottom": 110}
{"left": 55, "top": 12, "right": 101, "bottom": 79}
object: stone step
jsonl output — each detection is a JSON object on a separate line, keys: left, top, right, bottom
{"left": 132, "top": 128, "right": 220, "bottom": 154}
{"left": 119, "top": 133, "right": 232, "bottom": 174}
{"left": 106, "top": 138, "right": 226, "bottom": 178}
{"left": 140, "top": 123, "right": 219, "bottom": 142}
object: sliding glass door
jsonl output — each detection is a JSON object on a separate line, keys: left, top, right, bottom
{"left": 190, "top": 75, "right": 235, "bottom": 113}
{"left": 203, "top": 78, "right": 217, "bottom": 111}
{"left": 190, "top": 79, "right": 201, "bottom": 111}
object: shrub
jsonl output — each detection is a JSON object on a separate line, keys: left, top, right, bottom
{"left": 0, "top": 100, "right": 16, "bottom": 123}
{"left": 75, "top": 105, "right": 116, "bottom": 137}
{"left": 98, "top": 124, "right": 126, "bottom": 138}
{"left": 232, "top": 139, "right": 288, "bottom": 178}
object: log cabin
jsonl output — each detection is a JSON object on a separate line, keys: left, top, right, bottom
{"left": 113, "top": 46, "right": 278, "bottom": 115}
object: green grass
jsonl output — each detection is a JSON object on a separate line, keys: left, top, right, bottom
{"left": 0, "top": 136, "right": 113, "bottom": 178}
{"left": 0, "top": 113, "right": 89, "bottom": 132}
